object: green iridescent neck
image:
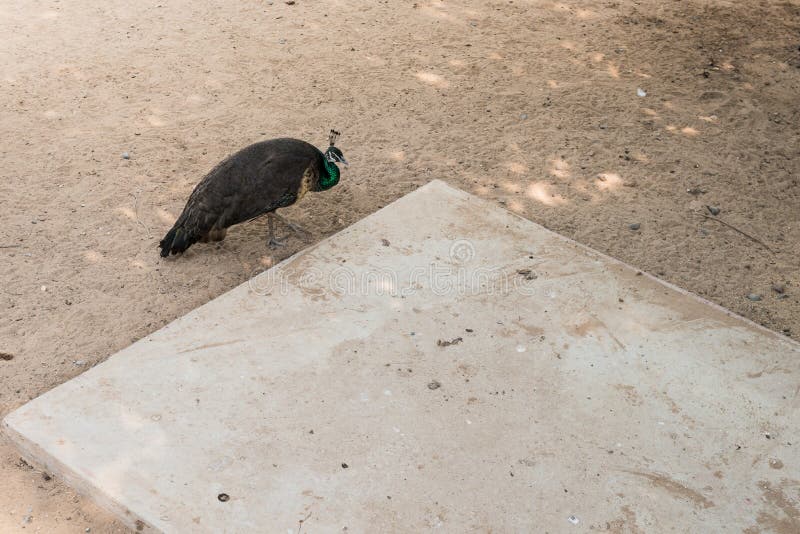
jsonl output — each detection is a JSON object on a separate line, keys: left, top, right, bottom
{"left": 320, "top": 159, "right": 340, "bottom": 190}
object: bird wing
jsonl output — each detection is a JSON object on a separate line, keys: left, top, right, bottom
{"left": 178, "top": 150, "right": 318, "bottom": 232}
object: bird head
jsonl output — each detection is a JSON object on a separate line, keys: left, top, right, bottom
{"left": 324, "top": 146, "right": 348, "bottom": 167}
{"left": 324, "top": 129, "right": 348, "bottom": 167}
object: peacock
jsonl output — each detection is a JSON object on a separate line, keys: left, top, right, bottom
{"left": 159, "top": 130, "right": 347, "bottom": 257}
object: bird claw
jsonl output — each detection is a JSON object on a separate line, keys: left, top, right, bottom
{"left": 286, "top": 221, "right": 311, "bottom": 236}
{"left": 272, "top": 213, "right": 310, "bottom": 236}
{"left": 268, "top": 237, "right": 285, "bottom": 248}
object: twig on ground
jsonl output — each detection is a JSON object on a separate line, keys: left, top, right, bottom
{"left": 700, "top": 214, "right": 774, "bottom": 253}
{"left": 131, "top": 189, "right": 152, "bottom": 238}
{"left": 0, "top": 244, "right": 21, "bottom": 249}
{"left": 297, "top": 511, "right": 312, "bottom": 534}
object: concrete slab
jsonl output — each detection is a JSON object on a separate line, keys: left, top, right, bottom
{"left": 4, "top": 180, "right": 799, "bottom": 533}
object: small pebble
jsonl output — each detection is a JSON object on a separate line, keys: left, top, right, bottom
{"left": 568, "top": 515, "right": 580, "bottom": 524}
{"left": 769, "top": 458, "right": 783, "bottom": 469}
{"left": 637, "top": 88, "right": 647, "bottom": 97}
{"left": 746, "top": 293, "right": 762, "bottom": 302}
{"left": 772, "top": 283, "right": 785, "bottom": 294}
{"left": 706, "top": 205, "right": 720, "bottom": 216}
{"left": 520, "top": 113, "right": 528, "bottom": 120}
{"left": 278, "top": 38, "right": 286, "bottom": 44}
{"left": 629, "top": 223, "right": 641, "bottom": 231}
{"left": 121, "top": 152, "right": 130, "bottom": 160}
{"left": 341, "top": 462, "right": 349, "bottom": 468}
{"left": 427, "top": 380, "right": 441, "bottom": 390}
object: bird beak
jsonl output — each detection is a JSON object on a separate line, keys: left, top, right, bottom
{"left": 340, "top": 156, "right": 349, "bottom": 167}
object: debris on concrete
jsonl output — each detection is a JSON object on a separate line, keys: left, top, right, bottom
{"left": 437, "top": 337, "right": 462, "bottom": 347}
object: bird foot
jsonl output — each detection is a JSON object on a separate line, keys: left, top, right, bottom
{"left": 273, "top": 213, "right": 311, "bottom": 236}
{"left": 285, "top": 221, "right": 311, "bottom": 236}
{"left": 268, "top": 237, "right": 285, "bottom": 248}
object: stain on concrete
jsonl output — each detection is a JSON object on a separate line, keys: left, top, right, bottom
{"left": 622, "top": 470, "right": 715, "bottom": 509}
{"left": 606, "top": 504, "right": 643, "bottom": 534}
{"left": 749, "top": 479, "right": 800, "bottom": 534}
{"left": 614, "top": 384, "right": 644, "bottom": 406}
{"left": 178, "top": 339, "right": 244, "bottom": 354}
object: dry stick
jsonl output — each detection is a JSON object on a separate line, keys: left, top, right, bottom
{"left": 297, "top": 511, "right": 312, "bottom": 534}
{"left": 131, "top": 189, "right": 152, "bottom": 238}
{"left": 0, "top": 244, "right": 21, "bottom": 249}
{"left": 700, "top": 214, "right": 774, "bottom": 253}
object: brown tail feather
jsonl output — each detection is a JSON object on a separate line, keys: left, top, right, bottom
{"left": 158, "top": 226, "right": 197, "bottom": 257}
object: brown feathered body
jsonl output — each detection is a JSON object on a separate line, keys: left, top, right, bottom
{"left": 159, "top": 138, "right": 334, "bottom": 257}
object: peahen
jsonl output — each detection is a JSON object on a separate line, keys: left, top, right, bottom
{"left": 159, "top": 130, "right": 347, "bottom": 257}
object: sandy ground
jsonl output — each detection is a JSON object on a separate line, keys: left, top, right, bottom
{"left": 1, "top": 0, "right": 798, "bottom": 532}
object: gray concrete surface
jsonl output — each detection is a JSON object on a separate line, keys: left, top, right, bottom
{"left": 4, "top": 180, "right": 799, "bottom": 533}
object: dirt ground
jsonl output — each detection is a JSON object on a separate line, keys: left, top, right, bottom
{"left": 1, "top": 0, "right": 798, "bottom": 531}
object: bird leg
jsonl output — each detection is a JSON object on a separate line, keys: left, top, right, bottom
{"left": 267, "top": 213, "right": 284, "bottom": 248}
{"left": 272, "top": 213, "right": 311, "bottom": 236}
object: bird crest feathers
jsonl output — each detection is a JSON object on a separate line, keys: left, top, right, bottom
{"left": 328, "top": 129, "right": 340, "bottom": 146}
